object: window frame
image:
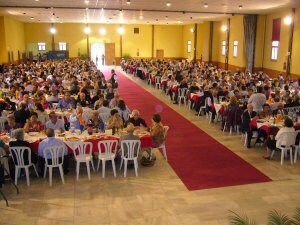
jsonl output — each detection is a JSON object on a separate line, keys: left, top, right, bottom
{"left": 221, "top": 40, "right": 226, "bottom": 56}
{"left": 233, "top": 40, "right": 238, "bottom": 57}
{"left": 58, "top": 42, "right": 67, "bottom": 51}
{"left": 187, "top": 40, "right": 192, "bottom": 53}
{"left": 271, "top": 40, "right": 279, "bottom": 61}
{"left": 37, "top": 42, "right": 46, "bottom": 51}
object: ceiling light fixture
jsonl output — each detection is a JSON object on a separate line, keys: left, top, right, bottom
{"left": 50, "top": 27, "right": 56, "bottom": 34}
{"left": 190, "top": 28, "right": 194, "bottom": 32}
{"left": 117, "top": 26, "right": 125, "bottom": 35}
{"left": 30, "top": 17, "right": 34, "bottom": 19}
{"left": 85, "top": 0, "right": 89, "bottom": 4}
{"left": 84, "top": 25, "right": 91, "bottom": 34}
{"left": 204, "top": 3, "right": 208, "bottom": 8}
{"left": 99, "top": 27, "right": 106, "bottom": 35}
{"left": 221, "top": 25, "right": 228, "bottom": 32}
{"left": 139, "top": 15, "right": 143, "bottom": 19}
{"left": 166, "top": 2, "right": 171, "bottom": 7}
{"left": 284, "top": 16, "right": 292, "bottom": 25}
{"left": 239, "top": 5, "right": 243, "bottom": 9}
{"left": 165, "top": 16, "right": 168, "bottom": 19}
{"left": 126, "top": 0, "right": 131, "bottom": 5}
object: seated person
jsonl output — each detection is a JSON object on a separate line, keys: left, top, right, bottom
{"left": 242, "top": 104, "right": 258, "bottom": 148}
{"left": 264, "top": 117, "right": 295, "bottom": 160}
{"left": 117, "top": 99, "right": 131, "bottom": 123}
{"left": 76, "top": 92, "right": 90, "bottom": 107}
{"left": 9, "top": 128, "right": 38, "bottom": 165}
{"left": 259, "top": 103, "right": 271, "bottom": 119}
{"left": 109, "top": 92, "right": 120, "bottom": 108}
{"left": 97, "top": 100, "right": 111, "bottom": 115}
{"left": 38, "top": 128, "right": 69, "bottom": 175}
{"left": 69, "top": 106, "right": 85, "bottom": 131}
{"left": 5, "top": 114, "right": 21, "bottom": 134}
{"left": 150, "top": 113, "right": 165, "bottom": 148}
{"left": 272, "top": 102, "right": 286, "bottom": 117}
{"left": 89, "top": 110, "right": 102, "bottom": 130}
{"left": 57, "top": 91, "right": 75, "bottom": 109}
{"left": 4, "top": 97, "right": 16, "bottom": 111}
{"left": 126, "top": 109, "right": 147, "bottom": 128}
{"left": 107, "top": 109, "right": 123, "bottom": 130}
{"left": 45, "top": 111, "right": 65, "bottom": 131}
{"left": 24, "top": 112, "right": 45, "bottom": 133}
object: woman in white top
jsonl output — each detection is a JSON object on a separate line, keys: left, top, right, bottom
{"left": 263, "top": 117, "right": 295, "bottom": 159}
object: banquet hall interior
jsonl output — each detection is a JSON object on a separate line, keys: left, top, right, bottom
{"left": 1, "top": 0, "right": 300, "bottom": 225}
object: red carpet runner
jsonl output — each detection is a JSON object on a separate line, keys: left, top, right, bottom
{"left": 103, "top": 69, "right": 271, "bottom": 190}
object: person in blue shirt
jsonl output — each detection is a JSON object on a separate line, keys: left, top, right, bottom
{"left": 38, "top": 128, "right": 69, "bottom": 175}
{"left": 57, "top": 91, "right": 75, "bottom": 109}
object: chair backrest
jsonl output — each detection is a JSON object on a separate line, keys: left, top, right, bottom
{"left": 155, "top": 76, "right": 161, "bottom": 84}
{"left": 52, "top": 103, "right": 58, "bottom": 109}
{"left": 98, "top": 140, "right": 119, "bottom": 156}
{"left": 0, "top": 117, "right": 6, "bottom": 132}
{"left": 74, "top": 142, "right": 93, "bottom": 160}
{"left": 120, "top": 140, "right": 141, "bottom": 159}
{"left": 43, "top": 145, "right": 65, "bottom": 166}
{"left": 276, "top": 131, "right": 297, "bottom": 147}
{"left": 9, "top": 146, "right": 32, "bottom": 166}
{"left": 178, "top": 88, "right": 188, "bottom": 97}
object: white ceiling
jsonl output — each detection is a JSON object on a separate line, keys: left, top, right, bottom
{"left": 0, "top": 0, "right": 299, "bottom": 24}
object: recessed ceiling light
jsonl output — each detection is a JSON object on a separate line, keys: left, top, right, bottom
{"left": 35, "top": 0, "right": 39, "bottom": 2}
{"left": 177, "top": 21, "right": 182, "bottom": 24}
{"left": 239, "top": 5, "right": 243, "bottom": 9}
{"left": 30, "top": 17, "right": 34, "bottom": 19}
{"left": 85, "top": 8, "right": 89, "bottom": 10}
{"left": 126, "top": 0, "right": 131, "bottom": 5}
{"left": 166, "top": 2, "right": 171, "bottom": 7}
{"left": 204, "top": 3, "right": 208, "bottom": 8}
{"left": 23, "top": 12, "right": 26, "bottom": 15}
{"left": 85, "top": 0, "right": 89, "bottom": 4}
{"left": 139, "top": 15, "right": 143, "bottom": 19}
{"left": 165, "top": 16, "right": 168, "bottom": 19}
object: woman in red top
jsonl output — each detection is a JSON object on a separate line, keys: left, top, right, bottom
{"left": 23, "top": 112, "right": 45, "bottom": 132}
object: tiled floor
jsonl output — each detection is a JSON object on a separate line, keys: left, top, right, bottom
{"left": 1, "top": 68, "right": 300, "bottom": 225}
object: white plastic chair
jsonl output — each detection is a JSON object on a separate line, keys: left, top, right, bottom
{"left": 177, "top": 88, "right": 188, "bottom": 105}
{"left": 198, "top": 97, "right": 209, "bottom": 116}
{"left": 155, "top": 76, "right": 161, "bottom": 89}
{"left": 71, "top": 141, "right": 95, "bottom": 180}
{"left": 43, "top": 145, "right": 66, "bottom": 186}
{"left": 119, "top": 140, "right": 141, "bottom": 177}
{"left": 0, "top": 117, "right": 6, "bottom": 132}
{"left": 270, "top": 131, "right": 297, "bottom": 165}
{"left": 9, "top": 146, "right": 39, "bottom": 186}
{"left": 97, "top": 140, "right": 118, "bottom": 178}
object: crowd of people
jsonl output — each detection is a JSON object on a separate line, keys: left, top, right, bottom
{"left": 0, "top": 59, "right": 165, "bottom": 179}
{"left": 122, "top": 58, "right": 300, "bottom": 156}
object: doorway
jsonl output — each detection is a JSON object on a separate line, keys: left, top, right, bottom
{"left": 91, "top": 43, "right": 105, "bottom": 67}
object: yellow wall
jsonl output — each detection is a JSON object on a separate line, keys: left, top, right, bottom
{"left": 262, "top": 10, "right": 290, "bottom": 73}
{"left": 182, "top": 24, "right": 195, "bottom": 60}
{"left": 254, "top": 15, "right": 266, "bottom": 69}
{"left": 291, "top": 8, "right": 300, "bottom": 76}
{"left": 228, "top": 16, "right": 246, "bottom": 68}
{"left": 0, "top": 16, "right": 25, "bottom": 63}
{"left": 154, "top": 25, "right": 183, "bottom": 57}
{"left": 122, "top": 24, "right": 152, "bottom": 58}
{"left": 197, "top": 22, "right": 210, "bottom": 62}
{"left": 211, "top": 21, "right": 221, "bottom": 63}
{"left": 0, "top": 17, "right": 6, "bottom": 63}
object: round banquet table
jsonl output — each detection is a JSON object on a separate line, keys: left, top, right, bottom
{"left": 28, "top": 131, "right": 153, "bottom": 154}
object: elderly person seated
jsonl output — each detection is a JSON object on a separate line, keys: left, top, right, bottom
{"left": 57, "top": 91, "right": 75, "bottom": 109}
{"left": 38, "top": 128, "right": 69, "bottom": 175}
{"left": 45, "top": 111, "right": 65, "bottom": 131}
{"left": 9, "top": 128, "right": 38, "bottom": 165}
{"left": 107, "top": 109, "right": 123, "bottom": 130}
{"left": 5, "top": 114, "right": 21, "bottom": 134}
{"left": 76, "top": 92, "right": 90, "bottom": 107}
{"left": 89, "top": 110, "right": 102, "bottom": 130}
{"left": 126, "top": 109, "right": 147, "bottom": 128}
{"left": 263, "top": 117, "right": 295, "bottom": 160}
{"left": 259, "top": 104, "right": 271, "bottom": 119}
{"left": 24, "top": 112, "right": 45, "bottom": 133}
{"left": 69, "top": 106, "right": 85, "bottom": 131}
{"left": 242, "top": 104, "right": 258, "bottom": 148}
{"left": 109, "top": 92, "right": 120, "bottom": 108}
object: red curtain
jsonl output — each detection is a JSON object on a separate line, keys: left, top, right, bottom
{"left": 272, "top": 18, "right": 281, "bottom": 41}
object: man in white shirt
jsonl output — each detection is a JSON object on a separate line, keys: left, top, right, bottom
{"left": 45, "top": 111, "right": 65, "bottom": 131}
{"left": 248, "top": 86, "right": 266, "bottom": 113}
